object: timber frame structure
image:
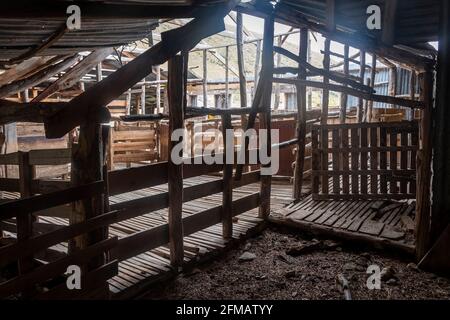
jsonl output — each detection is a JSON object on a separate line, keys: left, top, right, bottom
{"left": 0, "top": 0, "right": 449, "bottom": 299}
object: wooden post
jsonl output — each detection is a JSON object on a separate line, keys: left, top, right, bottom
{"left": 203, "top": 49, "right": 208, "bottom": 108}
{"left": 70, "top": 122, "right": 106, "bottom": 259}
{"left": 357, "top": 50, "right": 366, "bottom": 122}
{"left": 259, "top": 15, "right": 274, "bottom": 219}
{"left": 389, "top": 65, "right": 398, "bottom": 109}
{"left": 156, "top": 66, "right": 161, "bottom": 113}
{"left": 321, "top": 39, "right": 331, "bottom": 194}
{"left": 225, "top": 46, "right": 230, "bottom": 108}
{"left": 408, "top": 71, "right": 416, "bottom": 121}
{"left": 221, "top": 114, "right": 233, "bottom": 239}
{"left": 140, "top": 84, "right": 146, "bottom": 114}
{"left": 17, "top": 151, "right": 34, "bottom": 283}
{"left": 339, "top": 45, "right": 349, "bottom": 123}
{"left": 236, "top": 12, "right": 248, "bottom": 126}
{"left": 167, "top": 55, "right": 185, "bottom": 268}
{"left": 367, "top": 54, "right": 377, "bottom": 122}
{"left": 415, "top": 71, "right": 433, "bottom": 260}
{"left": 254, "top": 40, "right": 262, "bottom": 101}
{"left": 293, "top": 27, "right": 308, "bottom": 199}
{"left": 429, "top": 0, "right": 450, "bottom": 252}
{"left": 274, "top": 36, "right": 282, "bottom": 110}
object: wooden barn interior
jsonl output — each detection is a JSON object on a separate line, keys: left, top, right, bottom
{"left": 0, "top": 0, "right": 449, "bottom": 299}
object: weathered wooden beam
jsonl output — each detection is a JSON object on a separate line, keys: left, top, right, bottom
{"left": 236, "top": 12, "right": 248, "bottom": 112}
{"left": 293, "top": 27, "right": 308, "bottom": 200}
{"left": 321, "top": 39, "right": 331, "bottom": 194}
{"left": 339, "top": 45, "right": 349, "bottom": 123}
{"left": 32, "top": 48, "right": 113, "bottom": 102}
{"left": 234, "top": 11, "right": 274, "bottom": 180}
{"left": 389, "top": 65, "right": 398, "bottom": 108}
{"left": 0, "top": 57, "right": 54, "bottom": 87}
{"left": 415, "top": 71, "right": 434, "bottom": 261}
{"left": 0, "top": 55, "right": 80, "bottom": 99}
{"left": 382, "top": 0, "right": 398, "bottom": 45}
{"left": 272, "top": 78, "right": 423, "bottom": 109}
{"left": 274, "top": 46, "right": 374, "bottom": 93}
{"left": 429, "top": 0, "right": 450, "bottom": 258}
{"left": 357, "top": 50, "right": 366, "bottom": 122}
{"left": 0, "top": 99, "right": 66, "bottom": 125}
{"left": 221, "top": 114, "right": 233, "bottom": 239}
{"left": 43, "top": 1, "right": 239, "bottom": 139}
{"left": 367, "top": 54, "right": 377, "bottom": 122}
{"left": 167, "top": 55, "right": 185, "bottom": 268}
{"left": 258, "top": 15, "right": 275, "bottom": 219}
{"left": 202, "top": 49, "right": 208, "bottom": 108}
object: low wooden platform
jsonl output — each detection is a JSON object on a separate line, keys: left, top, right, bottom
{"left": 37, "top": 176, "right": 293, "bottom": 298}
{"left": 270, "top": 190, "right": 416, "bottom": 255}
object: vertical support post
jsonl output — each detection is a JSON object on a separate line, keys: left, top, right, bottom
{"left": 156, "top": 66, "right": 161, "bottom": 113}
{"left": 259, "top": 15, "right": 274, "bottom": 219}
{"left": 293, "top": 27, "right": 308, "bottom": 200}
{"left": 225, "top": 46, "right": 230, "bottom": 109}
{"left": 415, "top": 71, "right": 433, "bottom": 260}
{"left": 339, "top": 45, "right": 349, "bottom": 123}
{"left": 408, "top": 71, "right": 416, "bottom": 121}
{"left": 221, "top": 114, "right": 233, "bottom": 239}
{"left": 140, "top": 84, "right": 146, "bottom": 115}
{"left": 17, "top": 151, "right": 34, "bottom": 278}
{"left": 274, "top": 36, "right": 282, "bottom": 110}
{"left": 368, "top": 54, "right": 377, "bottom": 122}
{"left": 429, "top": 0, "right": 450, "bottom": 251}
{"left": 321, "top": 39, "right": 331, "bottom": 194}
{"left": 357, "top": 50, "right": 366, "bottom": 122}
{"left": 236, "top": 12, "right": 248, "bottom": 127}
{"left": 254, "top": 40, "right": 262, "bottom": 101}
{"left": 203, "top": 49, "right": 208, "bottom": 108}
{"left": 389, "top": 65, "right": 398, "bottom": 109}
{"left": 168, "top": 55, "right": 185, "bottom": 268}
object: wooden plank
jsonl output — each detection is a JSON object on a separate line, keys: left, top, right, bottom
{"left": 0, "top": 178, "right": 20, "bottom": 192}
{"left": 342, "top": 128, "right": 349, "bottom": 194}
{"left": 410, "top": 128, "right": 418, "bottom": 194}
{"left": 370, "top": 127, "right": 378, "bottom": 194}
{"left": 222, "top": 114, "right": 233, "bottom": 239}
{"left": 332, "top": 128, "right": 340, "bottom": 194}
{"left": 28, "top": 148, "right": 71, "bottom": 166}
{"left": 311, "top": 128, "right": 320, "bottom": 195}
{"left": 379, "top": 126, "right": 388, "bottom": 194}
{"left": 400, "top": 131, "right": 408, "bottom": 194}
{"left": 0, "top": 151, "right": 19, "bottom": 165}
{"left": 360, "top": 127, "right": 368, "bottom": 194}
{"left": 167, "top": 55, "right": 185, "bottom": 267}
{"left": 0, "top": 181, "right": 104, "bottom": 221}
{"left": 351, "top": 127, "right": 359, "bottom": 194}
{"left": 389, "top": 132, "right": 398, "bottom": 194}
{"left": 293, "top": 27, "right": 309, "bottom": 200}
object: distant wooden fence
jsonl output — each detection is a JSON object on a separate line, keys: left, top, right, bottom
{"left": 108, "top": 124, "right": 159, "bottom": 170}
{"left": 312, "top": 121, "right": 419, "bottom": 200}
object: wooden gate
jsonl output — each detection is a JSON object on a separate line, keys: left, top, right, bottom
{"left": 311, "top": 121, "right": 419, "bottom": 200}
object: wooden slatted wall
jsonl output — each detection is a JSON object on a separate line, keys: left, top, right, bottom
{"left": 312, "top": 121, "right": 418, "bottom": 200}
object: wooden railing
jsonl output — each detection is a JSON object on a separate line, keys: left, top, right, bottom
{"left": 0, "top": 181, "right": 118, "bottom": 299}
{"left": 0, "top": 148, "right": 262, "bottom": 298}
{"left": 312, "top": 121, "right": 419, "bottom": 200}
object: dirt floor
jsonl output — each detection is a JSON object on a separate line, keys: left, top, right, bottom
{"left": 141, "top": 226, "right": 450, "bottom": 300}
